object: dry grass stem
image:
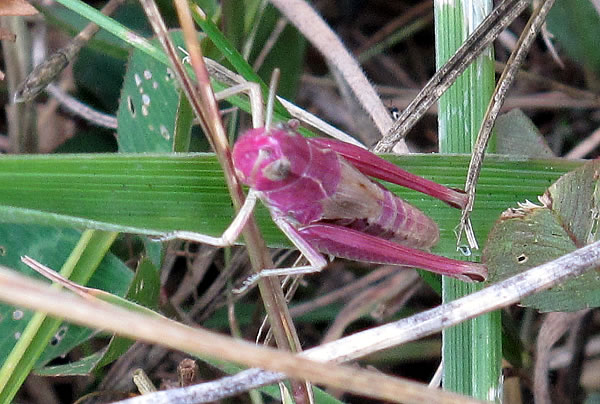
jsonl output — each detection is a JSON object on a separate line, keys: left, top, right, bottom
{"left": 0, "top": 266, "right": 488, "bottom": 404}
{"left": 194, "top": 238, "right": 600, "bottom": 396}
{"left": 270, "top": 0, "right": 397, "bottom": 147}
{"left": 459, "top": 0, "right": 557, "bottom": 247}
{"left": 373, "top": 0, "right": 529, "bottom": 153}
{"left": 146, "top": 1, "right": 312, "bottom": 401}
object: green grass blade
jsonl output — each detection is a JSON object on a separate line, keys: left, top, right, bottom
{"left": 189, "top": 6, "right": 289, "bottom": 118}
{"left": 191, "top": 7, "right": 264, "bottom": 87}
{"left": 0, "top": 152, "right": 582, "bottom": 254}
{"left": 52, "top": 0, "right": 167, "bottom": 63}
{"left": 435, "top": 0, "right": 501, "bottom": 400}
{"left": 173, "top": 92, "right": 194, "bottom": 152}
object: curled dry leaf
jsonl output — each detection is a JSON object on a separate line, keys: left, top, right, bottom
{"left": 483, "top": 159, "right": 600, "bottom": 312}
{"left": 0, "top": 0, "right": 38, "bottom": 16}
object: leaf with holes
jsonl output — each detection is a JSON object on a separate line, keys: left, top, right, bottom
{"left": 117, "top": 31, "right": 187, "bottom": 153}
{"left": 483, "top": 159, "right": 600, "bottom": 312}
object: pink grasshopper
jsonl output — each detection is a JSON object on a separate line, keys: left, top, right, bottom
{"left": 160, "top": 110, "right": 487, "bottom": 289}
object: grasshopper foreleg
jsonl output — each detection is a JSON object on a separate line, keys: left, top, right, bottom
{"left": 213, "top": 82, "right": 264, "bottom": 130}
{"left": 233, "top": 215, "right": 328, "bottom": 293}
{"left": 157, "top": 186, "right": 328, "bottom": 294}
{"left": 157, "top": 189, "right": 259, "bottom": 246}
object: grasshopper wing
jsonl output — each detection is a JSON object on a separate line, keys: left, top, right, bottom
{"left": 308, "top": 137, "right": 467, "bottom": 209}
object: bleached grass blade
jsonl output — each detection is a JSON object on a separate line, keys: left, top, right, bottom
{"left": 270, "top": 0, "right": 394, "bottom": 139}
{"left": 0, "top": 265, "right": 488, "bottom": 404}
{"left": 144, "top": 239, "right": 600, "bottom": 403}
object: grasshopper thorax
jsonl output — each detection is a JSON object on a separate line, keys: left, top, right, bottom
{"left": 232, "top": 125, "right": 311, "bottom": 191}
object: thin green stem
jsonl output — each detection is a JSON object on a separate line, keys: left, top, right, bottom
{"left": 435, "top": 0, "right": 501, "bottom": 401}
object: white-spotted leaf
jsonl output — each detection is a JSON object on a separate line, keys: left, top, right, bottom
{"left": 117, "top": 32, "right": 187, "bottom": 153}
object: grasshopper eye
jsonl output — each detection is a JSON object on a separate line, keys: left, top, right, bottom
{"left": 263, "top": 157, "right": 291, "bottom": 181}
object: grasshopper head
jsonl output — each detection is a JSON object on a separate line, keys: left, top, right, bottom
{"left": 232, "top": 126, "right": 310, "bottom": 191}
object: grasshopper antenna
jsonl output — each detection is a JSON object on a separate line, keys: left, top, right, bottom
{"left": 265, "top": 68, "right": 280, "bottom": 131}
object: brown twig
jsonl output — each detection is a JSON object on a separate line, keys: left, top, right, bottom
{"left": 0, "top": 265, "right": 489, "bottom": 404}
{"left": 458, "top": 0, "right": 557, "bottom": 248}
{"left": 138, "top": 1, "right": 312, "bottom": 402}
{"left": 270, "top": 0, "right": 398, "bottom": 149}
{"left": 373, "top": 0, "right": 529, "bottom": 153}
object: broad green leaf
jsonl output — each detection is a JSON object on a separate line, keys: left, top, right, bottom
{"left": 547, "top": 0, "right": 600, "bottom": 74}
{"left": 74, "top": 47, "right": 125, "bottom": 113}
{"left": 483, "top": 159, "right": 600, "bottom": 311}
